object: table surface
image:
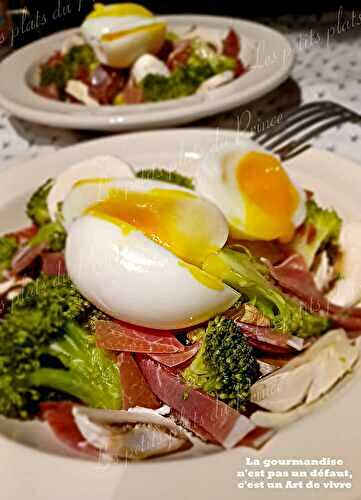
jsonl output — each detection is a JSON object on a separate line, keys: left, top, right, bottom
{"left": 1, "top": 10, "right": 360, "bottom": 171}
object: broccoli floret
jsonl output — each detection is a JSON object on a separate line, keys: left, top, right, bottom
{"left": 0, "top": 275, "right": 121, "bottom": 419}
{"left": 0, "top": 235, "right": 18, "bottom": 277}
{"left": 40, "top": 45, "right": 97, "bottom": 92}
{"left": 40, "top": 64, "right": 67, "bottom": 89}
{"left": 203, "top": 248, "right": 331, "bottom": 338}
{"left": 63, "top": 45, "right": 96, "bottom": 70}
{"left": 28, "top": 221, "right": 66, "bottom": 252}
{"left": 26, "top": 179, "right": 54, "bottom": 226}
{"left": 142, "top": 60, "right": 215, "bottom": 102}
{"left": 182, "top": 316, "right": 260, "bottom": 410}
{"left": 290, "top": 199, "right": 342, "bottom": 269}
{"left": 26, "top": 180, "right": 67, "bottom": 251}
{"left": 188, "top": 38, "right": 236, "bottom": 74}
{"left": 135, "top": 169, "right": 195, "bottom": 190}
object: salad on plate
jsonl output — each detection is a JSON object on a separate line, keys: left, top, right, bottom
{"left": 1, "top": 137, "right": 361, "bottom": 461}
{"left": 32, "top": 3, "right": 248, "bottom": 106}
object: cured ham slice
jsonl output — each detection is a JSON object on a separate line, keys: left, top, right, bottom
{"left": 117, "top": 352, "right": 160, "bottom": 410}
{"left": 234, "top": 321, "right": 302, "bottom": 354}
{"left": 11, "top": 243, "right": 44, "bottom": 274}
{"left": 41, "top": 252, "right": 67, "bottom": 276}
{"left": 137, "top": 356, "right": 255, "bottom": 448}
{"left": 270, "top": 254, "right": 361, "bottom": 330}
{"left": 222, "top": 29, "right": 240, "bottom": 58}
{"left": 148, "top": 343, "right": 200, "bottom": 368}
{"left": 8, "top": 225, "right": 38, "bottom": 244}
{"left": 96, "top": 320, "right": 184, "bottom": 353}
{"left": 39, "top": 402, "right": 97, "bottom": 456}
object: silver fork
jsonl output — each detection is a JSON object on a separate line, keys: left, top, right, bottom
{"left": 252, "top": 101, "right": 361, "bottom": 160}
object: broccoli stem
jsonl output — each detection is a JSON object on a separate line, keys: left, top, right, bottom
{"left": 29, "top": 368, "right": 108, "bottom": 408}
{"left": 203, "top": 248, "right": 330, "bottom": 337}
{"left": 30, "top": 322, "right": 121, "bottom": 410}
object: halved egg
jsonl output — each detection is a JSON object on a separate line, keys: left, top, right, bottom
{"left": 64, "top": 178, "right": 238, "bottom": 329}
{"left": 47, "top": 155, "right": 133, "bottom": 221}
{"left": 197, "top": 138, "right": 306, "bottom": 241}
{"left": 81, "top": 3, "right": 166, "bottom": 68}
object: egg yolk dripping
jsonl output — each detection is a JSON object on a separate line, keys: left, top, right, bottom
{"left": 85, "top": 187, "right": 221, "bottom": 267}
{"left": 235, "top": 151, "right": 300, "bottom": 241}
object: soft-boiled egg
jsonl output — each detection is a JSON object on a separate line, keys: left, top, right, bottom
{"left": 197, "top": 138, "right": 306, "bottom": 241}
{"left": 47, "top": 155, "right": 133, "bottom": 221}
{"left": 81, "top": 3, "right": 166, "bottom": 68}
{"left": 64, "top": 178, "right": 238, "bottom": 329}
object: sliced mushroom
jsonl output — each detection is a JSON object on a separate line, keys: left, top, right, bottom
{"left": 0, "top": 276, "right": 32, "bottom": 299}
{"left": 197, "top": 71, "right": 235, "bottom": 93}
{"left": 251, "top": 329, "right": 359, "bottom": 414}
{"left": 313, "top": 251, "right": 334, "bottom": 292}
{"left": 327, "top": 221, "right": 361, "bottom": 306}
{"left": 65, "top": 80, "right": 100, "bottom": 107}
{"left": 73, "top": 406, "right": 192, "bottom": 460}
{"left": 131, "top": 54, "right": 170, "bottom": 85}
{"left": 61, "top": 34, "right": 86, "bottom": 55}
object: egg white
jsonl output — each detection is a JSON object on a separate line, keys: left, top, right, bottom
{"left": 66, "top": 215, "right": 239, "bottom": 329}
{"left": 48, "top": 156, "right": 133, "bottom": 222}
{"left": 196, "top": 139, "right": 306, "bottom": 240}
{"left": 62, "top": 178, "right": 229, "bottom": 257}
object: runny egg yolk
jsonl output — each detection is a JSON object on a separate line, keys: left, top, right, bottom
{"left": 84, "top": 187, "right": 220, "bottom": 267}
{"left": 235, "top": 151, "right": 300, "bottom": 241}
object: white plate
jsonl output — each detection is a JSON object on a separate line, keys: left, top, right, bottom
{"left": 1, "top": 129, "right": 361, "bottom": 500}
{"left": 0, "top": 15, "right": 294, "bottom": 131}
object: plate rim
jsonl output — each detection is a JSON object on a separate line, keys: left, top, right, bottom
{"left": 1, "top": 128, "right": 361, "bottom": 500}
{"left": 0, "top": 15, "right": 294, "bottom": 131}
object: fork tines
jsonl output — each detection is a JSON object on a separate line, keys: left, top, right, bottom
{"left": 252, "top": 101, "right": 360, "bottom": 160}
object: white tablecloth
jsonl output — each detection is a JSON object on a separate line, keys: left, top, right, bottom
{"left": 1, "top": 9, "right": 360, "bottom": 170}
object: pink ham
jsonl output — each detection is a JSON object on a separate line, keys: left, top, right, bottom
{"left": 41, "top": 252, "right": 67, "bottom": 276}
{"left": 270, "top": 254, "right": 361, "bottom": 330}
{"left": 137, "top": 356, "right": 255, "bottom": 448}
{"left": 39, "top": 402, "right": 97, "bottom": 457}
{"left": 11, "top": 243, "right": 45, "bottom": 274}
{"left": 96, "top": 320, "right": 184, "bottom": 353}
{"left": 222, "top": 29, "right": 240, "bottom": 58}
{"left": 234, "top": 321, "right": 298, "bottom": 354}
{"left": 8, "top": 225, "right": 38, "bottom": 244}
{"left": 148, "top": 343, "right": 200, "bottom": 368}
{"left": 117, "top": 352, "right": 160, "bottom": 410}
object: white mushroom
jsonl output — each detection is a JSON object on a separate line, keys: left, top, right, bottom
{"left": 131, "top": 54, "right": 170, "bottom": 85}
{"left": 61, "top": 34, "right": 87, "bottom": 55}
{"left": 73, "top": 406, "right": 192, "bottom": 460}
{"left": 197, "top": 71, "right": 235, "bottom": 93}
{"left": 327, "top": 221, "right": 361, "bottom": 306}
{"left": 65, "top": 80, "right": 100, "bottom": 107}
{"left": 176, "top": 26, "right": 224, "bottom": 54}
{"left": 313, "top": 251, "right": 334, "bottom": 292}
{"left": 47, "top": 156, "right": 134, "bottom": 221}
{"left": 0, "top": 276, "right": 32, "bottom": 299}
{"left": 251, "top": 329, "right": 359, "bottom": 414}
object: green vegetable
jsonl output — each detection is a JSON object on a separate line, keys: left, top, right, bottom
{"left": 0, "top": 235, "right": 18, "bottom": 277}
{"left": 40, "top": 44, "right": 97, "bottom": 92}
{"left": 26, "top": 179, "right": 54, "bottom": 226}
{"left": 182, "top": 316, "right": 260, "bottom": 410}
{"left": 203, "top": 247, "right": 331, "bottom": 338}
{"left": 26, "top": 179, "right": 67, "bottom": 251}
{"left": 0, "top": 275, "right": 121, "bottom": 420}
{"left": 29, "top": 221, "right": 66, "bottom": 252}
{"left": 142, "top": 38, "right": 236, "bottom": 103}
{"left": 63, "top": 45, "right": 96, "bottom": 71}
{"left": 188, "top": 38, "right": 236, "bottom": 74}
{"left": 135, "top": 168, "right": 195, "bottom": 190}
{"left": 290, "top": 199, "right": 342, "bottom": 269}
